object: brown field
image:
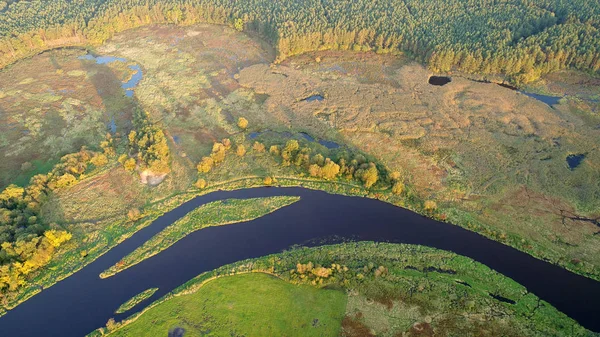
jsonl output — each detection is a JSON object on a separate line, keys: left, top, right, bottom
{"left": 239, "top": 51, "right": 600, "bottom": 274}
{"left": 0, "top": 48, "right": 137, "bottom": 188}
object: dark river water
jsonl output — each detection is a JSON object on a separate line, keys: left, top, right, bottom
{"left": 0, "top": 187, "right": 599, "bottom": 336}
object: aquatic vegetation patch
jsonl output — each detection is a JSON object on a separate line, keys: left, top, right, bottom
{"left": 115, "top": 288, "right": 158, "bottom": 314}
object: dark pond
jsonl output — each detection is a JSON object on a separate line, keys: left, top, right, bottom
{"left": 0, "top": 187, "right": 599, "bottom": 336}
{"left": 489, "top": 293, "right": 516, "bottom": 305}
{"left": 317, "top": 139, "right": 340, "bottom": 149}
{"left": 428, "top": 76, "right": 451, "bottom": 86}
{"left": 567, "top": 154, "right": 585, "bottom": 170}
{"left": 300, "top": 131, "right": 315, "bottom": 142}
{"left": 107, "top": 117, "right": 117, "bottom": 134}
{"left": 302, "top": 94, "right": 324, "bottom": 102}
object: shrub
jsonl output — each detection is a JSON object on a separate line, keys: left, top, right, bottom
{"left": 195, "top": 178, "right": 207, "bottom": 189}
{"left": 269, "top": 145, "right": 280, "bottom": 156}
{"left": 197, "top": 157, "right": 214, "bottom": 173}
{"left": 236, "top": 144, "right": 246, "bottom": 157}
{"left": 90, "top": 154, "right": 108, "bottom": 167}
{"left": 127, "top": 208, "right": 142, "bottom": 221}
{"left": 123, "top": 158, "right": 136, "bottom": 172}
{"left": 424, "top": 200, "right": 438, "bottom": 212}
{"left": 237, "top": 117, "right": 248, "bottom": 130}
{"left": 253, "top": 142, "right": 265, "bottom": 153}
{"left": 392, "top": 182, "right": 404, "bottom": 195}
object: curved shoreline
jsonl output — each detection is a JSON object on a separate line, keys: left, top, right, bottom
{"left": 0, "top": 187, "right": 598, "bottom": 336}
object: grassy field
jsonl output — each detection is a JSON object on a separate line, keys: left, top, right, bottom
{"left": 115, "top": 288, "right": 158, "bottom": 314}
{"left": 91, "top": 243, "right": 593, "bottom": 337}
{"left": 100, "top": 196, "right": 300, "bottom": 278}
{"left": 106, "top": 273, "right": 346, "bottom": 337}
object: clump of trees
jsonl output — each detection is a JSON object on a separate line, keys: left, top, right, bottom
{"left": 195, "top": 138, "right": 394, "bottom": 190}
{"left": 0, "top": 145, "right": 110, "bottom": 247}
{"left": 0, "top": 229, "right": 71, "bottom": 293}
{"left": 196, "top": 139, "right": 232, "bottom": 174}
{"left": 122, "top": 110, "right": 170, "bottom": 174}
{"left": 291, "top": 260, "right": 388, "bottom": 286}
{"left": 271, "top": 140, "right": 384, "bottom": 188}
{"left": 0, "top": 133, "right": 117, "bottom": 297}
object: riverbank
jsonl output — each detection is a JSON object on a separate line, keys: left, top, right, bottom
{"left": 89, "top": 242, "right": 594, "bottom": 337}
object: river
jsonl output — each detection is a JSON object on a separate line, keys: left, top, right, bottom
{"left": 0, "top": 187, "right": 599, "bottom": 336}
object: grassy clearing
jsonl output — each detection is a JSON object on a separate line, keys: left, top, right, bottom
{"left": 91, "top": 243, "right": 593, "bottom": 337}
{"left": 106, "top": 273, "right": 346, "bottom": 337}
{"left": 115, "top": 288, "right": 158, "bottom": 314}
{"left": 100, "top": 196, "right": 300, "bottom": 278}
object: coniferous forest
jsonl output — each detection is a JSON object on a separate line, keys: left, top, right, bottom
{"left": 0, "top": 0, "right": 599, "bottom": 83}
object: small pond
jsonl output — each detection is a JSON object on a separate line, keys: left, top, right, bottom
{"left": 123, "top": 65, "right": 143, "bottom": 98}
{"left": 521, "top": 92, "right": 562, "bottom": 106}
{"left": 107, "top": 117, "right": 117, "bottom": 134}
{"left": 428, "top": 76, "right": 451, "bottom": 86}
{"left": 302, "top": 94, "right": 324, "bottom": 102}
{"left": 79, "top": 54, "right": 143, "bottom": 98}
{"left": 497, "top": 82, "right": 562, "bottom": 106}
{"left": 567, "top": 154, "right": 585, "bottom": 170}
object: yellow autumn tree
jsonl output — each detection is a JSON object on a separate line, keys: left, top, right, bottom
{"left": 424, "top": 200, "right": 437, "bottom": 212}
{"left": 197, "top": 157, "right": 214, "bottom": 173}
{"left": 392, "top": 182, "right": 404, "bottom": 195}
{"left": 44, "top": 230, "right": 72, "bottom": 248}
{"left": 237, "top": 117, "right": 248, "bottom": 130}
{"left": 253, "top": 142, "right": 266, "bottom": 153}
{"left": 195, "top": 178, "right": 207, "bottom": 189}
{"left": 236, "top": 144, "right": 247, "bottom": 157}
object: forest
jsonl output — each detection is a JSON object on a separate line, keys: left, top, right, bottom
{"left": 0, "top": 0, "right": 599, "bottom": 82}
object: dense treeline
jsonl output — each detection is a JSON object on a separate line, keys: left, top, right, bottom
{"left": 0, "top": 0, "right": 599, "bottom": 82}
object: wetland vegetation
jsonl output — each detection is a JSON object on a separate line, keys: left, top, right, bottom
{"left": 0, "top": 1, "right": 599, "bottom": 335}
{"left": 114, "top": 288, "right": 158, "bottom": 315}
{"left": 91, "top": 243, "right": 594, "bottom": 337}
